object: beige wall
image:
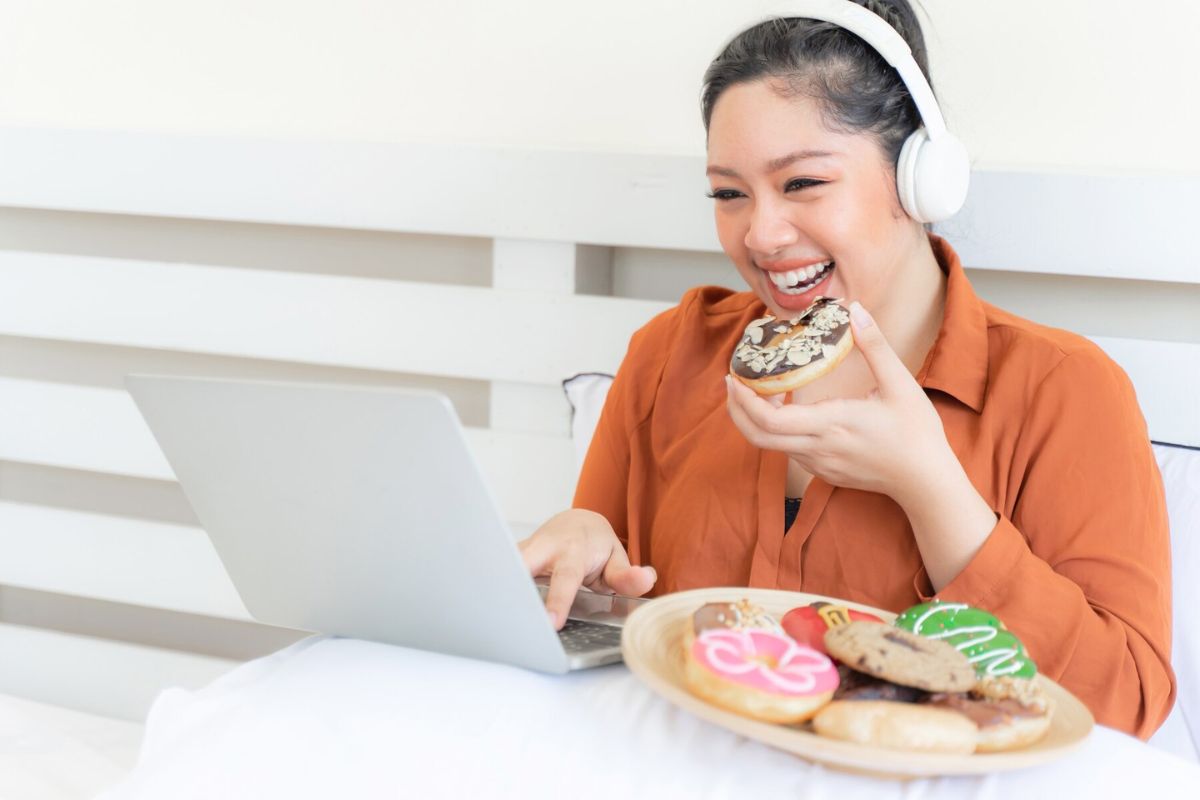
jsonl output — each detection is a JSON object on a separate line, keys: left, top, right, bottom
{"left": 1, "top": 1, "right": 1197, "bottom": 173}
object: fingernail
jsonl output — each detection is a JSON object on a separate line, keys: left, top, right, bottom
{"left": 724, "top": 375, "right": 733, "bottom": 391}
{"left": 849, "top": 301, "right": 874, "bottom": 330}
{"left": 645, "top": 566, "right": 658, "bottom": 583}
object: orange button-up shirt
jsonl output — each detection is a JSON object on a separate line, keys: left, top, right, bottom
{"left": 574, "top": 234, "right": 1174, "bottom": 738}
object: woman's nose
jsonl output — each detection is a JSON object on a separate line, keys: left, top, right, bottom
{"left": 743, "top": 198, "right": 800, "bottom": 255}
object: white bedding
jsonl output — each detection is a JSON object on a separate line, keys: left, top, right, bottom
{"left": 0, "top": 693, "right": 142, "bottom": 800}
{"left": 98, "top": 636, "right": 1200, "bottom": 800}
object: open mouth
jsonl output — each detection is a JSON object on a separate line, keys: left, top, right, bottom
{"left": 764, "top": 260, "right": 835, "bottom": 295}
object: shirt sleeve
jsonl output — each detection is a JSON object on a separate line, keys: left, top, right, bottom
{"left": 928, "top": 346, "right": 1175, "bottom": 739}
{"left": 572, "top": 299, "right": 683, "bottom": 551}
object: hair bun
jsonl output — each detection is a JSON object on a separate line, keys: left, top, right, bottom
{"left": 858, "top": 0, "right": 917, "bottom": 39}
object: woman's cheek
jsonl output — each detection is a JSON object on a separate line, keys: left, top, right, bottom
{"left": 715, "top": 214, "right": 749, "bottom": 262}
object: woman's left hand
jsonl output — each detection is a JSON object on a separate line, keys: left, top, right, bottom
{"left": 725, "top": 302, "right": 954, "bottom": 506}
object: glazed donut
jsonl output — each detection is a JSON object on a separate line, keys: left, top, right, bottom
{"left": 823, "top": 668, "right": 1052, "bottom": 753}
{"left": 730, "top": 297, "right": 854, "bottom": 396}
{"left": 814, "top": 620, "right": 982, "bottom": 753}
{"left": 927, "top": 676, "right": 1054, "bottom": 753}
{"left": 813, "top": 700, "right": 978, "bottom": 754}
{"left": 683, "top": 625, "right": 838, "bottom": 724}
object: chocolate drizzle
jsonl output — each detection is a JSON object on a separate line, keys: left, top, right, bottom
{"left": 925, "top": 693, "right": 1045, "bottom": 728}
{"left": 730, "top": 297, "right": 851, "bottom": 379}
{"left": 832, "top": 666, "right": 1046, "bottom": 729}
{"left": 834, "top": 665, "right": 930, "bottom": 704}
{"left": 691, "top": 600, "right": 780, "bottom": 635}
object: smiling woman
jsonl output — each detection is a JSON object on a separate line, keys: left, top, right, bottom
{"left": 518, "top": 0, "right": 1174, "bottom": 741}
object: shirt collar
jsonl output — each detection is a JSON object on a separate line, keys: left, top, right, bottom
{"left": 916, "top": 233, "right": 990, "bottom": 413}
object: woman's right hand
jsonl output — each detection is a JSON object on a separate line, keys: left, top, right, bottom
{"left": 518, "top": 509, "right": 657, "bottom": 630}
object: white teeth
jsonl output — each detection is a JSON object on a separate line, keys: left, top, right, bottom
{"left": 766, "top": 261, "right": 832, "bottom": 292}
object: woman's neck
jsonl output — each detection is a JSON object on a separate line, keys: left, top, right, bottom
{"left": 873, "top": 232, "right": 947, "bottom": 375}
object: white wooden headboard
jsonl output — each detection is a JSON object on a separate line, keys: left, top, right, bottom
{"left": 0, "top": 128, "right": 1197, "bottom": 720}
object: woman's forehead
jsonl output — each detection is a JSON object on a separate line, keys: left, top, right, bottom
{"left": 706, "top": 81, "right": 862, "bottom": 168}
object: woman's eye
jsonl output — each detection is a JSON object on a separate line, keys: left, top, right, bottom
{"left": 786, "top": 178, "right": 826, "bottom": 191}
{"left": 706, "top": 179, "right": 826, "bottom": 202}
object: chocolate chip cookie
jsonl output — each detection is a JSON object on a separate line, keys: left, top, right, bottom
{"left": 824, "top": 620, "right": 976, "bottom": 692}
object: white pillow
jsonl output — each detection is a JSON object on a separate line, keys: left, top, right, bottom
{"left": 1149, "top": 443, "right": 1200, "bottom": 763}
{"left": 563, "top": 372, "right": 613, "bottom": 473}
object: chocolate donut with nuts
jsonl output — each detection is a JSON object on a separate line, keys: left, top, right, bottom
{"left": 730, "top": 297, "right": 854, "bottom": 396}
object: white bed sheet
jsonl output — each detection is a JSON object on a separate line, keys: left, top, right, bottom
{"left": 0, "top": 693, "right": 142, "bottom": 800}
{"left": 99, "top": 636, "right": 1200, "bottom": 800}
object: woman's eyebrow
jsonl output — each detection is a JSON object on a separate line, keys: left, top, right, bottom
{"left": 706, "top": 149, "right": 839, "bottom": 178}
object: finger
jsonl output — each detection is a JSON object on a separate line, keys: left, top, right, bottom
{"left": 728, "top": 375, "right": 830, "bottom": 437}
{"left": 518, "top": 535, "right": 558, "bottom": 577}
{"left": 612, "top": 565, "right": 658, "bottom": 597}
{"left": 596, "top": 540, "right": 630, "bottom": 591}
{"left": 848, "top": 302, "right": 918, "bottom": 399}
{"left": 583, "top": 575, "right": 614, "bottom": 594}
{"left": 545, "top": 558, "right": 586, "bottom": 630}
{"left": 727, "top": 383, "right": 821, "bottom": 452}
{"left": 725, "top": 382, "right": 770, "bottom": 444}
{"left": 600, "top": 543, "right": 658, "bottom": 597}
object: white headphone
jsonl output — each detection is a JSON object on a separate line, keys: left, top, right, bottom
{"left": 715, "top": 0, "right": 970, "bottom": 223}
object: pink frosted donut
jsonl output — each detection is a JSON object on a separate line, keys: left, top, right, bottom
{"left": 683, "top": 627, "right": 839, "bottom": 724}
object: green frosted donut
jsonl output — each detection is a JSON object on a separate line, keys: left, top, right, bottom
{"left": 894, "top": 601, "right": 1037, "bottom": 679}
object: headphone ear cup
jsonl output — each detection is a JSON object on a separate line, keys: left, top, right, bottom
{"left": 898, "top": 128, "right": 971, "bottom": 224}
{"left": 896, "top": 129, "right": 926, "bottom": 222}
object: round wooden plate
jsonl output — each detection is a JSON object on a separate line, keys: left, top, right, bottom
{"left": 621, "top": 587, "right": 1094, "bottom": 778}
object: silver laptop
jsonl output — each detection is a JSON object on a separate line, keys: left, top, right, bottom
{"left": 126, "top": 374, "right": 644, "bottom": 673}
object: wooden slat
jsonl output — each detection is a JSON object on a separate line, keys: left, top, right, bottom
{"left": 0, "top": 500, "right": 249, "bottom": 619}
{"left": 0, "top": 622, "right": 238, "bottom": 721}
{"left": 0, "top": 128, "right": 1197, "bottom": 283}
{"left": 0, "top": 378, "right": 172, "bottom": 480}
{"left": 0, "top": 377, "right": 577, "bottom": 526}
{"left": 0, "top": 491, "right": 549, "bottom": 622}
{"left": 0, "top": 251, "right": 668, "bottom": 386}
{"left": 0, "top": 127, "right": 719, "bottom": 252}
{"left": 489, "top": 238, "right": 611, "bottom": 437}
{"left": 0, "top": 462, "right": 562, "bottom": 620}
{"left": 936, "top": 171, "right": 1200, "bottom": 284}
{"left": 1089, "top": 336, "right": 1200, "bottom": 448}
{"left": 467, "top": 427, "right": 576, "bottom": 527}
{"left": 0, "top": 585, "right": 306, "bottom": 662}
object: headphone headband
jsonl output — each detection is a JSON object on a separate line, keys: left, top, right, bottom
{"left": 714, "top": 0, "right": 948, "bottom": 140}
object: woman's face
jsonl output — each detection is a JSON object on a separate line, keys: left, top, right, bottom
{"left": 706, "top": 79, "right": 923, "bottom": 319}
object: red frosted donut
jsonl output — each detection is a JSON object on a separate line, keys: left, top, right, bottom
{"left": 782, "top": 602, "right": 884, "bottom": 655}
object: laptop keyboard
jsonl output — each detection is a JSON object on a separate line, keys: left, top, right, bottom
{"left": 557, "top": 618, "right": 623, "bottom": 653}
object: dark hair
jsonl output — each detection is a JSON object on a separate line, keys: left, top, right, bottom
{"left": 701, "top": 0, "right": 932, "bottom": 169}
